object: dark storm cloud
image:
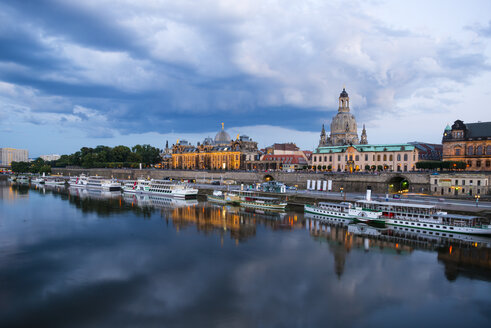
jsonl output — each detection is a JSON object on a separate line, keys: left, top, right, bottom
{"left": 0, "top": 0, "right": 490, "bottom": 144}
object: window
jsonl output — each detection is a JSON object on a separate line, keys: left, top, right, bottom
{"left": 434, "top": 179, "right": 437, "bottom": 184}
{"left": 313, "top": 156, "right": 316, "bottom": 162}
{"left": 345, "top": 155, "right": 348, "bottom": 161}
{"left": 389, "top": 155, "right": 393, "bottom": 161}
{"left": 329, "top": 155, "right": 332, "bottom": 162}
{"left": 468, "top": 146, "right": 473, "bottom": 155}
{"left": 324, "top": 156, "right": 327, "bottom": 162}
{"left": 477, "top": 180, "right": 481, "bottom": 186}
{"left": 404, "top": 154, "right": 408, "bottom": 161}
{"left": 397, "top": 154, "right": 401, "bottom": 161}
{"left": 383, "top": 154, "right": 387, "bottom": 161}
{"left": 349, "top": 155, "right": 353, "bottom": 161}
{"left": 455, "top": 149, "right": 461, "bottom": 155}
{"left": 477, "top": 146, "right": 483, "bottom": 155}
{"left": 468, "top": 160, "right": 472, "bottom": 167}
{"left": 373, "top": 155, "right": 376, "bottom": 161}
{"left": 365, "top": 154, "right": 368, "bottom": 161}
{"left": 487, "top": 146, "right": 491, "bottom": 155}
{"left": 455, "top": 180, "right": 458, "bottom": 185}
{"left": 377, "top": 155, "right": 381, "bottom": 161}
{"left": 338, "top": 155, "right": 341, "bottom": 161}
{"left": 476, "top": 160, "right": 481, "bottom": 167}
{"left": 486, "top": 160, "right": 490, "bottom": 167}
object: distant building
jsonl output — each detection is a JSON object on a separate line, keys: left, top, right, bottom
{"left": 171, "top": 123, "right": 259, "bottom": 170}
{"left": 442, "top": 120, "right": 491, "bottom": 171}
{"left": 430, "top": 173, "right": 489, "bottom": 197}
{"left": 244, "top": 142, "right": 310, "bottom": 171}
{"left": 0, "top": 148, "right": 29, "bottom": 167}
{"left": 408, "top": 142, "right": 442, "bottom": 161}
{"left": 312, "top": 144, "right": 418, "bottom": 172}
{"left": 39, "top": 154, "right": 61, "bottom": 161}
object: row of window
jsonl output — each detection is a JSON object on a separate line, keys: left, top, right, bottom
{"left": 313, "top": 153, "right": 411, "bottom": 162}
{"left": 467, "top": 160, "right": 491, "bottom": 168}
{"left": 433, "top": 187, "right": 481, "bottom": 195}
{"left": 434, "top": 179, "right": 483, "bottom": 186}
{"left": 454, "top": 145, "right": 491, "bottom": 156}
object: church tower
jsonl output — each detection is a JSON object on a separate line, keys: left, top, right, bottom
{"left": 360, "top": 124, "right": 368, "bottom": 144}
{"left": 329, "top": 88, "right": 359, "bottom": 145}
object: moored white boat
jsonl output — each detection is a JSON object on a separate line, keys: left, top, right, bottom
{"left": 45, "top": 177, "right": 66, "bottom": 186}
{"left": 123, "top": 179, "right": 197, "bottom": 198}
{"left": 68, "top": 175, "right": 88, "bottom": 188}
{"left": 86, "top": 176, "right": 121, "bottom": 191}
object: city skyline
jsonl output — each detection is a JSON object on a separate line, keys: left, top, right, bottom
{"left": 1, "top": 0, "right": 491, "bottom": 157}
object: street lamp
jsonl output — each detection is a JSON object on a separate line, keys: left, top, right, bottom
{"left": 475, "top": 195, "right": 480, "bottom": 207}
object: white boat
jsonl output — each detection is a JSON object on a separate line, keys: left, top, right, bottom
{"left": 124, "top": 179, "right": 197, "bottom": 198}
{"left": 122, "top": 180, "right": 140, "bottom": 193}
{"left": 68, "top": 175, "right": 88, "bottom": 188}
{"left": 239, "top": 191, "right": 287, "bottom": 211}
{"left": 207, "top": 190, "right": 241, "bottom": 204}
{"left": 31, "top": 177, "right": 45, "bottom": 184}
{"left": 86, "top": 176, "right": 121, "bottom": 191}
{"left": 45, "top": 177, "right": 66, "bottom": 186}
{"left": 306, "top": 188, "right": 491, "bottom": 236}
{"left": 304, "top": 202, "right": 385, "bottom": 225}
{"left": 16, "top": 175, "right": 30, "bottom": 184}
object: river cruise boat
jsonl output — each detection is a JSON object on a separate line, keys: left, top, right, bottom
{"left": 86, "top": 176, "right": 121, "bottom": 191}
{"left": 31, "top": 177, "right": 45, "bottom": 184}
{"left": 15, "top": 175, "right": 29, "bottom": 184}
{"left": 355, "top": 199, "right": 491, "bottom": 235}
{"left": 44, "top": 177, "right": 66, "bottom": 186}
{"left": 122, "top": 179, "right": 197, "bottom": 198}
{"left": 304, "top": 202, "right": 385, "bottom": 226}
{"left": 68, "top": 175, "right": 88, "bottom": 188}
{"left": 239, "top": 191, "right": 287, "bottom": 211}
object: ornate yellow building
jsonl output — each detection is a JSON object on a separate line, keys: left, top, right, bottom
{"left": 171, "top": 124, "right": 258, "bottom": 170}
{"left": 442, "top": 120, "right": 491, "bottom": 171}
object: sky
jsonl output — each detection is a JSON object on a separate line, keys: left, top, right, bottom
{"left": 0, "top": 0, "right": 490, "bottom": 157}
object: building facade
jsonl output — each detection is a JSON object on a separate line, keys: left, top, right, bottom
{"left": 312, "top": 144, "right": 418, "bottom": 172}
{"left": 430, "top": 173, "right": 489, "bottom": 197}
{"left": 39, "top": 154, "right": 61, "bottom": 161}
{"left": 442, "top": 120, "right": 491, "bottom": 171}
{"left": 0, "top": 148, "right": 29, "bottom": 167}
{"left": 171, "top": 124, "right": 258, "bottom": 170}
{"left": 319, "top": 88, "right": 368, "bottom": 147}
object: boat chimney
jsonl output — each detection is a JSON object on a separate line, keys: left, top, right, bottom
{"left": 366, "top": 186, "right": 372, "bottom": 202}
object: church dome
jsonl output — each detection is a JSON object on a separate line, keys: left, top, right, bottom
{"left": 215, "top": 123, "right": 231, "bottom": 144}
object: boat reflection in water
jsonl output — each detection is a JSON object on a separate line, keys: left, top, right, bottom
{"left": 123, "top": 193, "right": 198, "bottom": 209}
{"left": 305, "top": 212, "right": 491, "bottom": 281}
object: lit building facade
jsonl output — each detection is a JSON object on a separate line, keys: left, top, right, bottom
{"left": 171, "top": 124, "right": 258, "bottom": 170}
{"left": 312, "top": 144, "right": 419, "bottom": 172}
{"left": 430, "top": 173, "right": 489, "bottom": 197}
{"left": 442, "top": 120, "right": 491, "bottom": 171}
{"left": 0, "top": 148, "right": 29, "bottom": 167}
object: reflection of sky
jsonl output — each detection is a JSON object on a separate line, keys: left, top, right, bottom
{"left": 0, "top": 183, "right": 490, "bottom": 327}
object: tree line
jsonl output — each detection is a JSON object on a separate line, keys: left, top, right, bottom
{"left": 10, "top": 144, "right": 162, "bottom": 172}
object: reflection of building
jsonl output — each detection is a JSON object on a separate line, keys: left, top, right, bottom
{"left": 429, "top": 173, "right": 490, "bottom": 196}
{"left": 171, "top": 123, "right": 258, "bottom": 170}
{"left": 442, "top": 120, "right": 491, "bottom": 171}
{"left": 0, "top": 148, "right": 28, "bottom": 167}
{"left": 170, "top": 205, "right": 257, "bottom": 243}
{"left": 312, "top": 144, "right": 419, "bottom": 172}
{"left": 319, "top": 88, "right": 366, "bottom": 146}
{"left": 438, "top": 247, "right": 491, "bottom": 282}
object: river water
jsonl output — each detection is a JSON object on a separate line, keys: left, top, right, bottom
{"left": 0, "top": 181, "right": 490, "bottom": 327}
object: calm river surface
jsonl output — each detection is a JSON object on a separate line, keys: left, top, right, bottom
{"left": 0, "top": 181, "right": 490, "bottom": 328}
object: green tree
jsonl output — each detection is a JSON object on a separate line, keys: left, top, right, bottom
{"left": 11, "top": 161, "right": 30, "bottom": 173}
{"left": 111, "top": 145, "right": 131, "bottom": 162}
{"left": 364, "top": 164, "right": 370, "bottom": 171}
